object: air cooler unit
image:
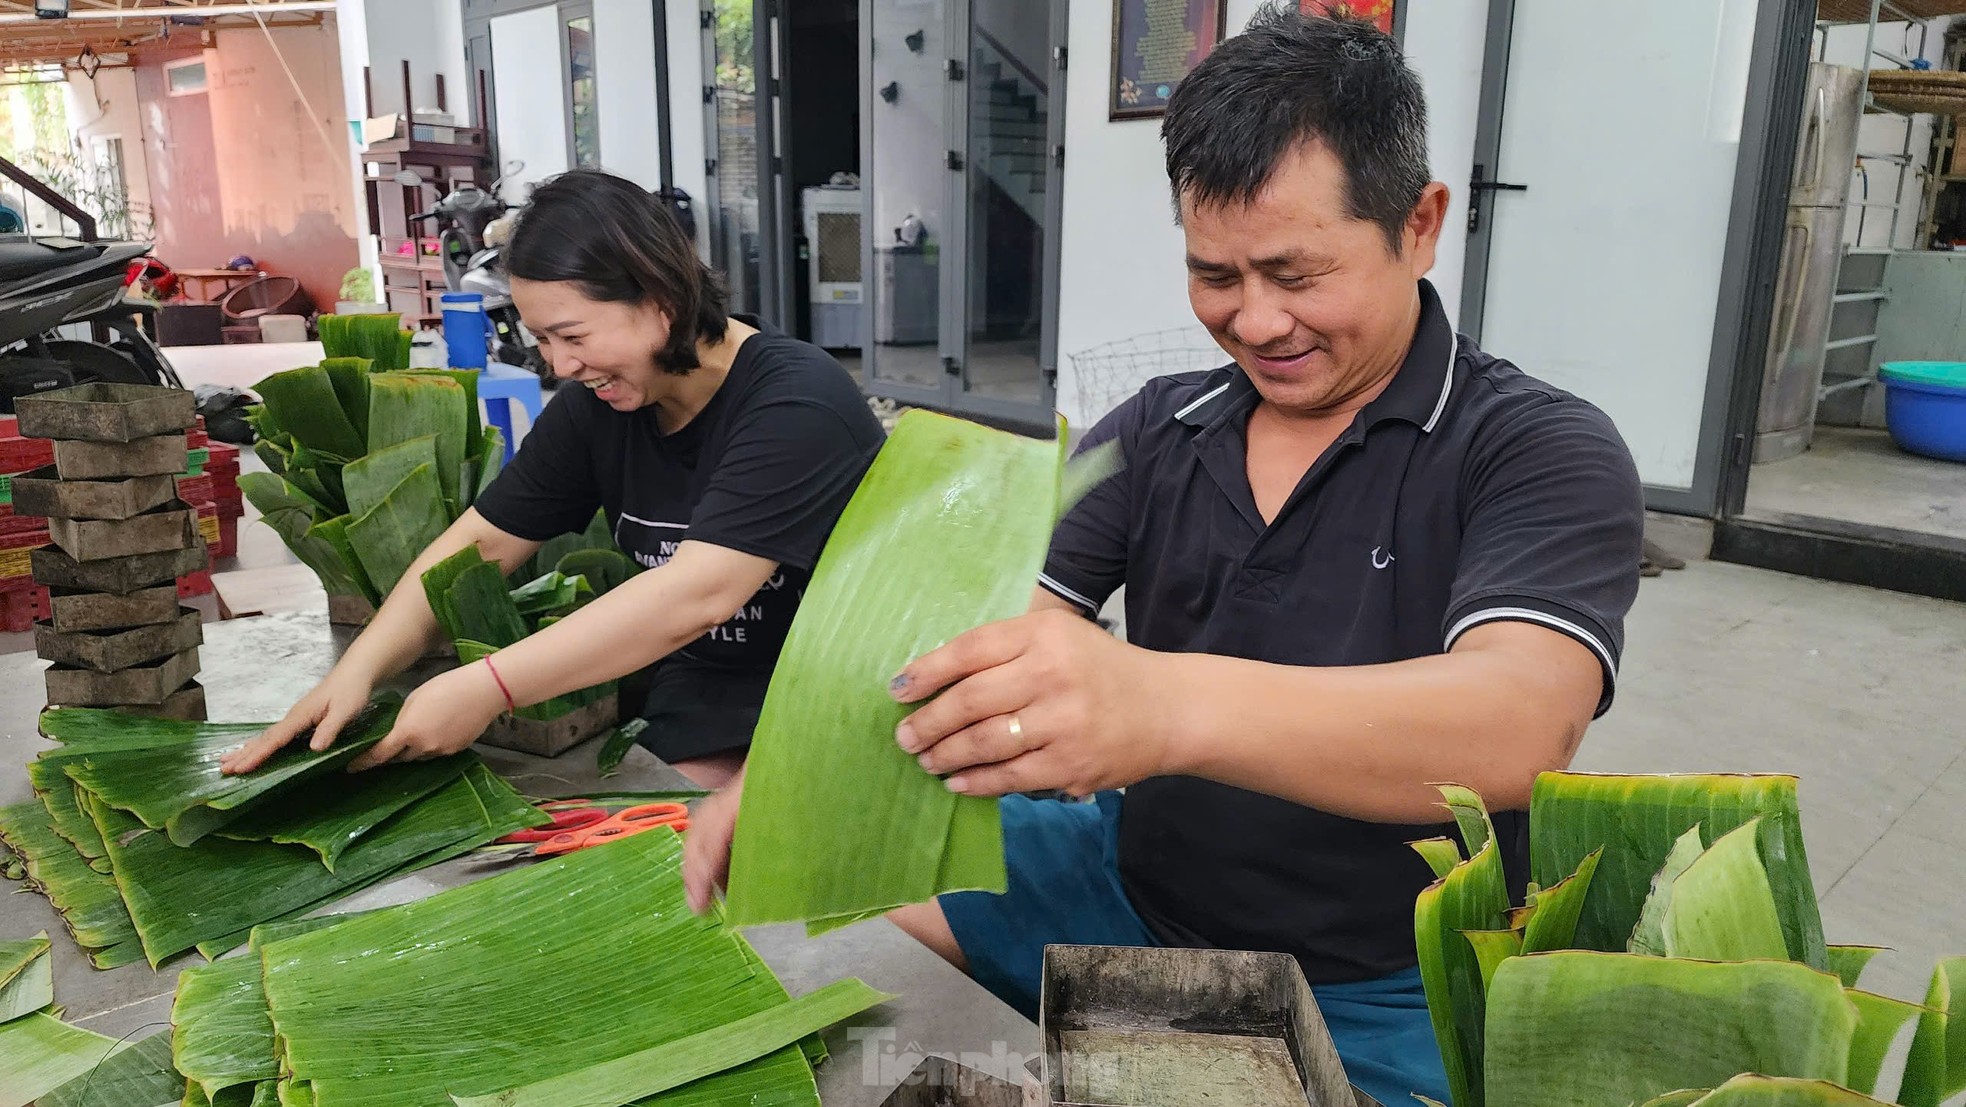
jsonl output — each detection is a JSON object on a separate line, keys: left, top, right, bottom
{"left": 800, "top": 185, "right": 864, "bottom": 350}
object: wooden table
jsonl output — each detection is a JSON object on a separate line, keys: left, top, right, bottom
{"left": 174, "top": 268, "right": 262, "bottom": 304}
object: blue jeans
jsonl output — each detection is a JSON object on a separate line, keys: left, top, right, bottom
{"left": 939, "top": 793, "right": 1450, "bottom": 1107}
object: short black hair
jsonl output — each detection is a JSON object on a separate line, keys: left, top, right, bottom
{"left": 1162, "top": 4, "right": 1430, "bottom": 253}
{"left": 506, "top": 169, "right": 730, "bottom": 374}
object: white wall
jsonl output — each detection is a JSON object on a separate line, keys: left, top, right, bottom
{"left": 62, "top": 68, "right": 155, "bottom": 236}
{"left": 589, "top": 0, "right": 707, "bottom": 218}
{"left": 869, "top": 0, "right": 950, "bottom": 249}
{"left": 492, "top": 6, "right": 573, "bottom": 199}
{"left": 359, "top": 0, "right": 469, "bottom": 119}
{"left": 1052, "top": 0, "right": 1485, "bottom": 427}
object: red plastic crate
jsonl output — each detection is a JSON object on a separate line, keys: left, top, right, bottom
{"left": 0, "top": 524, "right": 49, "bottom": 581}
{"left": 207, "top": 441, "right": 239, "bottom": 464}
{"left": 0, "top": 508, "right": 46, "bottom": 539}
{"left": 177, "top": 474, "right": 216, "bottom": 504}
{"left": 214, "top": 513, "right": 239, "bottom": 558}
{"left": 177, "top": 569, "right": 214, "bottom": 598}
{"left": 0, "top": 584, "right": 50, "bottom": 632}
{"left": 0, "top": 436, "right": 53, "bottom": 473}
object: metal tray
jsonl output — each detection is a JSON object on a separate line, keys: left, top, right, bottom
{"left": 45, "top": 647, "right": 201, "bottom": 707}
{"left": 35, "top": 607, "right": 202, "bottom": 673}
{"left": 52, "top": 433, "right": 189, "bottom": 480}
{"left": 478, "top": 692, "right": 620, "bottom": 758}
{"left": 48, "top": 584, "right": 181, "bottom": 633}
{"left": 31, "top": 544, "right": 207, "bottom": 594}
{"left": 9, "top": 466, "right": 178, "bottom": 521}
{"left": 15, "top": 382, "right": 195, "bottom": 443}
{"left": 47, "top": 502, "right": 198, "bottom": 563}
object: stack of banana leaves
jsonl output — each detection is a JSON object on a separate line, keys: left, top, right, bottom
{"left": 170, "top": 829, "right": 889, "bottom": 1107}
{"left": 421, "top": 542, "right": 639, "bottom": 724}
{"left": 1, "top": 933, "right": 185, "bottom": 1107}
{"left": 317, "top": 313, "right": 413, "bottom": 371}
{"left": 1413, "top": 772, "right": 1966, "bottom": 1107}
{"left": 0, "top": 694, "right": 550, "bottom": 970}
{"left": 239, "top": 346, "right": 504, "bottom": 611}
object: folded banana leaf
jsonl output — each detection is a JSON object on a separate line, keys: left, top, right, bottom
{"left": 1483, "top": 952, "right": 1854, "bottom": 1107}
{"left": 343, "top": 436, "right": 440, "bottom": 521}
{"left": 430, "top": 553, "right": 529, "bottom": 648}
{"left": 238, "top": 476, "right": 372, "bottom": 602}
{"left": 88, "top": 761, "right": 541, "bottom": 966}
{"left": 63, "top": 700, "right": 399, "bottom": 846}
{"left": 523, "top": 510, "right": 616, "bottom": 582}
{"left": 470, "top": 426, "right": 504, "bottom": 506}
{"left": 452, "top": 977, "right": 891, "bottom": 1107}
{"left": 254, "top": 367, "right": 365, "bottom": 460}
{"left": 214, "top": 754, "right": 474, "bottom": 869}
{"left": 0, "top": 800, "right": 143, "bottom": 967}
{"left": 308, "top": 517, "right": 378, "bottom": 605}
{"left": 36, "top": 1030, "right": 182, "bottom": 1107}
{"left": 1412, "top": 785, "right": 1513, "bottom": 1107}
{"left": 322, "top": 358, "right": 373, "bottom": 441}
{"left": 28, "top": 761, "right": 112, "bottom": 871}
{"left": 0, "top": 932, "right": 51, "bottom": 1022}
{"left": 369, "top": 374, "right": 467, "bottom": 508}
{"left": 344, "top": 462, "right": 449, "bottom": 601}
{"left": 33, "top": 713, "right": 260, "bottom": 865}
{"left": 1529, "top": 772, "right": 1826, "bottom": 970}
{"left": 555, "top": 549, "right": 635, "bottom": 596}
{"left": 1901, "top": 957, "right": 1966, "bottom": 1107}
{"left": 726, "top": 411, "right": 1071, "bottom": 930}
{"left": 510, "top": 571, "right": 591, "bottom": 618}
{"left": 1641, "top": 1076, "right": 1893, "bottom": 1105}
{"left": 1649, "top": 819, "right": 1789, "bottom": 963}
{"left": 0, "top": 1012, "right": 128, "bottom": 1107}
{"left": 261, "top": 830, "right": 822, "bottom": 1107}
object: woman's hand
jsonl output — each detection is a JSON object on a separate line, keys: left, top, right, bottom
{"left": 682, "top": 767, "right": 745, "bottom": 914}
{"left": 346, "top": 662, "right": 508, "bottom": 771}
{"left": 219, "top": 665, "right": 378, "bottom": 775}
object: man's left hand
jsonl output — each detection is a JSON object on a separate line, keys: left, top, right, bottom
{"left": 348, "top": 663, "right": 505, "bottom": 771}
{"left": 891, "top": 609, "right": 1169, "bottom": 798}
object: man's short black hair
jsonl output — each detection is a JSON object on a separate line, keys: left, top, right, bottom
{"left": 1162, "top": 4, "right": 1431, "bottom": 253}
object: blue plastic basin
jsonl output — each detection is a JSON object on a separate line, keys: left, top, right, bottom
{"left": 1878, "top": 361, "right": 1966, "bottom": 464}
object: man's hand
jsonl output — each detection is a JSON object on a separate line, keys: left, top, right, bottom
{"left": 345, "top": 663, "right": 506, "bottom": 772}
{"left": 683, "top": 768, "right": 744, "bottom": 914}
{"left": 891, "top": 608, "right": 1168, "bottom": 798}
{"left": 219, "top": 667, "right": 377, "bottom": 775}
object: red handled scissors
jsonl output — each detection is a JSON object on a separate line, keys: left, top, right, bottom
{"left": 490, "top": 798, "right": 690, "bottom": 859}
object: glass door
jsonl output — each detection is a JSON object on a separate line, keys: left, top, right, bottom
{"left": 703, "top": 0, "right": 766, "bottom": 315}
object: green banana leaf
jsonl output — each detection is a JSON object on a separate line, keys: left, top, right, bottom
{"left": 1520, "top": 847, "right": 1600, "bottom": 954}
{"left": 260, "top": 830, "right": 822, "bottom": 1107}
{"left": 322, "top": 358, "right": 373, "bottom": 441}
{"left": 0, "top": 932, "right": 51, "bottom": 1022}
{"left": 1678, "top": 1075, "right": 1893, "bottom": 1105}
{"left": 1412, "top": 785, "right": 1513, "bottom": 1107}
{"left": 37, "top": 1030, "right": 182, "bottom": 1107}
{"left": 0, "top": 1012, "right": 129, "bottom": 1107}
{"left": 0, "top": 799, "right": 143, "bottom": 967}
{"left": 419, "top": 545, "right": 484, "bottom": 643}
{"left": 308, "top": 517, "right": 378, "bottom": 606}
{"left": 283, "top": 446, "right": 347, "bottom": 519}
{"left": 398, "top": 369, "right": 484, "bottom": 463}
{"left": 238, "top": 474, "right": 373, "bottom": 600}
{"left": 369, "top": 374, "right": 468, "bottom": 508}
{"left": 726, "top": 411, "right": 1068, "bottom": 930}
{"left": 62, "top": 701, "right": 398, "bottom": 846}
{"left": 214, "top": 754, "right": 473, "bottom": 870}
{"left": 524, "top": 511, "right": 616, "bottom": 582}
{"left": 1630, "top": 825, "right": 1706, "bottom": 957}
{"left": 1844, "top": 988, "right": 1923, "bottom": 1097}
{"left": 1529, "top": 772, "right": 1826, "bottom": 970}
{"left": 510, "top": 571, "right": 591, "bottom": 618}
{"left": 451, "top": 978, "right": 892, "bottom": 1107}
{"left": 1900, "top": 956, "right": 1966, "bottom": 1107}
{"left": 439, "top": 558, "right": 529, "bottom": 648}
{"left": 28, "top": 760, "right": 112, "bottom": 869}
{"left": 555, "top": 549, "right": 636, "bottom": 596}
{"left": 1483, "top": 951, "right": 1855, "bottom": 1107}
{"left": 473, "top": 426, "right": 505, "bottom": 507}
{"left": 597, "top": 719, "right": 650, "bottom": 777}
{"left": 87, "top": 761, "right": 539, "bottom": 966}
{"left": 344, "top": 462, "right": 449, "bottom": 601}
{"left": 343, "top": 436, "right": 440, "bottom": 521}
{"left": 173, "top": 915, "right": 351, "bottom": 1102}
{"left": 1826, "top": 946, "right": 1886, "bottom": 990}
{"left": 1659, "top": 819, "right": 1789, "bottom": 962}
{"left": 255, "top": 366, "right": 365, "bottom": 459}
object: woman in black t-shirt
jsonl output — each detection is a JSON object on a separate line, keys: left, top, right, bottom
{"left": 224, "top": 170, "right": 884, "bottom": 787}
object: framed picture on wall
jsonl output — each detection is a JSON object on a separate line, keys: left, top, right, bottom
{"left": 1109, "top": 0, "right": 1228, "bottom": 120}
{"left": 1299, "top": 0, "right": 1400, "bottom": 37}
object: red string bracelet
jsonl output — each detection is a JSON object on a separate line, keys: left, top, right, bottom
{"left": 483, "top": 657, "right": 516, "bottom": 715}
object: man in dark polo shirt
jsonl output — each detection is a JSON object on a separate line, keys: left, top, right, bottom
{"left": 686, "top": 9, "right": 1643, "bottom": 1102}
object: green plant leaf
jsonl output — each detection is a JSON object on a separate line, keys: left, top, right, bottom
{"left": 1826, "top": 946, "right": 1887, "bottom": 990}
{"left": 1631, "top": 824, "right": 1707, "bottom": 957}
{"left": 440, "top": 558, "right": 530, "bottom": 648}
{"left": 1844, "top": 988, "right": 1923, "bottom": 1097}
{"left": 172, "top": 915, "right": 351, "bottom": 1102}
{"left": 1483, "top": 952, "right": 1855, "bottom": 1107}
{"left": 214, "top": 754, "right": 473, "bottom": 870}
{"left": 1661, "top": 819, "right": 1789, "bottom": 962}
{"left": 1530, "top": 772, "right": 1826, "bottom": 970}
{"left": 1413, "top": 786, "right": 1512, "bottom": 1107}
{"left": 0, "top": 932, "right": 52, "bottom": 1023}
{"left": 555, "top": 549, "right": 636, "bottom": 596}
{"left": 344, "top": 462, "right": 449, "bottom": 600}
{"left": 369, "top": 373, "right": 468, "bottom": 508}
{"left": 510, "top": 571, "right": 590, "bottom": 619}
{"left": 342, "top": 435, "right": 439, "bottom": 521}
{"left": 1899, "top": 956, "right": 1966, "bottom": 1107}
{"left": 726, "top": 411, "right": 1067, "bottom": 931}
{"left": 1521, "top": 848, "right": 1601, "bottom": 954}
{"left": 36, "top": 1030, "right": 182, "bottom": 1107}
{"left": 0, "top": 1012, "right": 129, "bottom": 1107}
{"left": 322, "top": 357, "right": 374, "bottom": 440}
{"left": 472, "top": 426, "right": 505, "bottom": 507}
{"left": 597, "top": 719, "right": 649, "bottom": 777}
{"left": 420, "top": 545, "right": 487, "bottom": 643}
{"left": 254, "top": 366, "right": 365, "bottom": 459}
{"left": 1682, "top": 1075, "right": 1893, "bottom": 1104}
{"left": 1462, "top": 929, "right": 1523, "bottom": 997}
{"left": 238, "top": 474, "right": 367, "bottom": 599}
{"left": 0, "top": 800, "right": 143, "bottom": 967}
{"left": 308, "top": 516, "right": 379, "bottom": 606}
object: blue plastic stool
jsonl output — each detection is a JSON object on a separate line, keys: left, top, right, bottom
{"left": 477, "top": 363, "right": 543, "bottom": 463}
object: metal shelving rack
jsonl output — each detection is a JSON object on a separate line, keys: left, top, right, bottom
{"left": 1811, "top": 0, "right": 1966, "bottom": 409}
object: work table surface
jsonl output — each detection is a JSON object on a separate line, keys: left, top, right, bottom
{"left": 0, "top": 610, "right": 1038, "bottom": 1105}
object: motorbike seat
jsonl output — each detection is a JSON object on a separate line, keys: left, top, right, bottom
{"left": 0, "top": 236, "right": 106, "bottom": 284}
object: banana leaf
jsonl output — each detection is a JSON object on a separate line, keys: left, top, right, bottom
{"left": 29, "top": 760, "right": 112, "bottom": 869}
{"left": 1677, "top": 1075, "right": 1893, "bottom": 1105}
{"left": 1658, "top": 819, "right": 1789, "bottom": 962}
{"left": 451, "top": 979, "right": 889, "bottom": 1107}
{"left": 0, "top": 1012, "right": 129, "bottom": 1107}
{"left": 439, "top": 559, "right": 529, "bottom": 648}
{"left": 454, "top": 640, "right": 610, "bottom": 722}
{"left": 1412, "top": 785, "right": 1513, "bottom": 1107}
{"left": 1826, "top": 946, "right": 1886, "bottom": 990}
{"left": 342, "top": 436, "right": 440, "bottom": 521}
{"left": 1483, "top": 951, "right": 1855, "bottom": 1107}
{"left": 473, "top": 426, "right": 505, "bottom": 507}
{"left": 726, "top": 411, "right": 1068, "bottom": 930}
{"left": 369, "top": 374, "right": 467, "bottom": 508}
{"left": 0, "top": 800, "right": 143, "bottom": 967}
{"left": 254, "top": 367, "right": 365, "bottom": 459}
{"left": 252, "top": 438, "right": 291, "bottom": 478}
{"left": 283, "top": 450, "right": 346, "bottom": 520}
{"left": 173, "top": 916, "right": 350, "bottom": 1102}
{"left": 322, "top": 358, "right": 373, "bottom": 441}
{"left": 510, "top": 571, "right": 591, "bottom": 618}
{"left": 35, "top": 713, "right": 257, "bottom": 864}
{"left": 214, "top": 754, "right": 473, "bottom": 869}
{"left": 398, "top": 369, "right": 484, "bottom": 463}
{"left": 555, "top": 549, "right": 636, "bottom": 596}
{"left": 238, "top": 475, "right": 369, "bottom": 600}
{"left": 344, "top": 462, "right": 448, "bottom": 600}
{"left": 260, "top": 830, "right": 823, "bottom": 1107}
{"left": 1630, "top": 825, "right": 1706, "bottom": 957}
{"left": 1900, "top": 956, "right": 1966, "bottom": 1107}
{"left": 0, "top": 932, "right": 51, "bottom": 1022}
{"left": 524, "top": 510, "right": 616, "bottom": 582}
{"left": 1529, "top": 771, "right": 1826, "bottom": 970}
{"left": 597, "top": 719, "right": 650, "bottom": 777}
{"left": 37, "top": 1030, "right": 182, "bottom": 1107}
{"left": 420, "top": 545, "right": 486, "bottom": 643}
{"left": 62, "top": 701, "right": 398, "bottom": 846}
{"left": 1520, "top": 847, "right": 1600, "bottom": 954}
{"left": 1844, "top": 988, "right": 1922, "bottom": 1097}
{"left": 87, "top": 762, "right": 539, "bottom": 966}
{"left": 307, "top": 517, "right": 378, "bottom": 606}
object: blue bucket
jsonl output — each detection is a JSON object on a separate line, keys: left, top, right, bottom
{"left": 1878, "top": 361, "right": 1966, "bottom": 464}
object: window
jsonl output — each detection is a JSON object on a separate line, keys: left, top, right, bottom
{"left": 164, "top": 57, "right": 208, "bottom": 96}
{"left": 566, "top": 14, "right": 600, "bottom": 168}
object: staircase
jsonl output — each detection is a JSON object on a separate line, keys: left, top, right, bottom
{"left": 970, "top": 36, "right": 1048, "bottom": 228}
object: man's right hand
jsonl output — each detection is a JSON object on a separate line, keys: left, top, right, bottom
{"left": 218, "top": 668, "right": 377, "bottom": 775}
{"left": 683, "top": 767, "right": 744, "bottom": 914}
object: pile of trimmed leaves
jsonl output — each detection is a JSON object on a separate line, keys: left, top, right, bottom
{"left": 0, "top": 695, "right": 546, "bottom": 969}
{"left": 172, "top": 830, "right": 887, "bottom": 1107}
{"left": 0, "top": 934, "right": 187, "bottom": 1107}
{"left": 1413, "top": 774, "right": 1966, "bottom": 1107}
{"left": 319, "top": 312, "right": 412, "bottom": 371}
{"left": 421, "top": 542, "right": 638, "bottom": 723}
{"left": 241, "top": 351, "right": 502, "bottom": 610}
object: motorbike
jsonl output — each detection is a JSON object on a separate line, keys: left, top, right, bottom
{"left": 0, "top": 234, "right": 183, "bottom": 413}
{"left": 403, "top": 164, "right": 548, "bottom": 382}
